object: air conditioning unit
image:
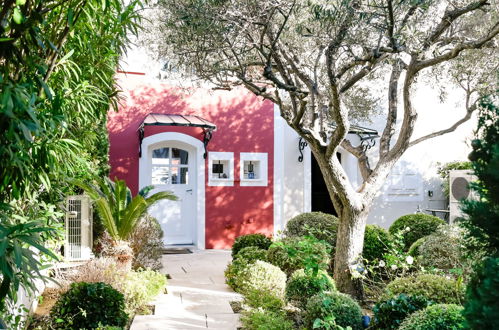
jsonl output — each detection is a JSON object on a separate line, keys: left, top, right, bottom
{"left": 64, "top": 195, "right": 93, "bottom": 261}
{"left": 449, "top": 169, "right": 476, "bottom": 223}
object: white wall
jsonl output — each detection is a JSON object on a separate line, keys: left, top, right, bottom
{"left": 273, "top": 106, "right": 311, "bottom": 234}
{"left": 366, "top": 85, "right": 476, "bottom": 227}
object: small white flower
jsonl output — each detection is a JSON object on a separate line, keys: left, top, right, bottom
{"left": 406, "top": 256, "right": 414, "bottom": 265}
{"left": 379, "top": 260, "right": 386, "bottom": 267}
{"left": 391, "top": 264, "right": 398, "bottom": 270}
{"left": 405, "top": 226, "right": 411, "bottom": 231}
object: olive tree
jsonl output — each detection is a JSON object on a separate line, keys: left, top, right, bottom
{"left": 150, "top": 0, "right": 499, "bottom": 295}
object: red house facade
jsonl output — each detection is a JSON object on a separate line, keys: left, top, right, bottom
{"left": 108, "top": 74, "right": 275, "bottom": 249}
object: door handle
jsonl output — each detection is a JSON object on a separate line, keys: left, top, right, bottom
{"left": 186, "top": 189, "right": 193, "bottom": 193}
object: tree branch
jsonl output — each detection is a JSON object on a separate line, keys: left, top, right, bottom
{"left": 341, "top": 139, "right": 372, "bottom": 181}
{"left": 379, "top": 59, "right": 403, "bottom": 157}
{"left": 422, "top": 0, "right": 489, "bottom": 51}
{"left": 408, "top": 95, "right": 477, "bottom": 147}
{"left": 415, "top": 22, "right": 499, "bottom": 71}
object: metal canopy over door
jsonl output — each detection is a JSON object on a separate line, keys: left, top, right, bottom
{"left": 147, "top": 142, "right": 196, "bottom": 245}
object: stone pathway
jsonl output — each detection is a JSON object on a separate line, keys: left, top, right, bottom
{"left": 131, "top": 249, "right": 242, "bottom": 330}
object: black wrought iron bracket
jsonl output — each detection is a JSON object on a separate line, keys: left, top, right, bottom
{"left": 357, "top": 133, "right": 378, "bottom": 152}
{"left": 203, "top": 128, "right": 213, "bottom": 159}
{"left": 298, "top": 137, "right": 308, "bottom": 162}
{"left": 138, "top": 126, "right": 145, "bottom": 157}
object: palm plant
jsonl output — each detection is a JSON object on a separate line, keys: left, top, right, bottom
{"left": 75, "top": 178, "right": 176, "bottom": 266}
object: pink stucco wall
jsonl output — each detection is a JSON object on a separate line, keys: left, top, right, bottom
{"left": 108, "top": 74, "right": 274, "bottom": 248}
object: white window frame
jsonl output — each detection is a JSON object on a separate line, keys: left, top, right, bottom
{"left": 208, "top": 152, "right": 234, "bottom": 186}
{"left": 240, "top": 152, "right": 268, "bottom": 187}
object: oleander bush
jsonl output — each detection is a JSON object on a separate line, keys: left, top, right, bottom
{"left": 381, "top": 273, "right": 464, "bottom": 304}
{"left": 234, "top": 246, "right": 268, "bottom": 263}
{"left": 266, "top": 236, "right": 331, "bottom": 276}
{"left": 50, "top": 282, "right": 128, "bottom": 329}
{"left": 305, "top": 292, "right": 363, "bottom": 330}
{"left": 243, "top": 288, "right": 285, "bottom": 311}
{"left": 237, "top": 261, "right": 287, "bottom": 299}
{"left": 240, "top": 309, "right": 294, "bottom": 330}
{"left": 130, "top": 215, "right": 164, "bottom": 271}
{"left": 389, "top": 214, "right": 445, "bottom": 249}
{"left": 285, "top": 269, "right": 336, "bottom": 308}
{"left": 231, "top": 233, "right": 272, "bottom": 257}
{"left": 372, "top": 294, "right": 434, "bottom": 329}
{"left": 285, "top": 212, "right": 338, "bottom": 248}
{"left": 363, "top": 225, "right": 392, "bottom": 262}
{"left": 399, "top": 304, "right": 465, "bottom": 330}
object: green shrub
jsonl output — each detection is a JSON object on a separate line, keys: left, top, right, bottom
{"left": 237, "top": 261, "right": 287, "bottom": 299}
{"left": 305, "top": 292, "right": 363, "bottom": 330}
{"left": 231, "top": 233, "right": 272, "bottom": 257}
{"left": 463, "top": 257, "right": 499, "bottom": 329}
{"left": 243, "top": 288, "right": 285, "bottom": 312}
{"left": 120, "top": 269, "right": 167, "bottom": 315}
{"left": 373, "top": 294, "right": 434, "bottom": 329}
{"left": 267, "top": 236, "right": 331, "bottom": 276}
{"left": 50, "top": 282, "right": 128, "bottom": 329}
{"left": 416, "top": 225, "right": 467, "bottom": 271}
{"left": 285, "top": 212, "right": 338, "bottom": 248}
{"left": 389, "top": 214, "right": 445, "bottom": 249}
{"left": 408, "top": 237, "right": 427, "bottom": 257}
{"left": 381, "top": 273, "right": 464, "bottom": 304}
{"left": 285, "top": 269, "right": 336, "bottom": 308}
{"left": 399, "top": 304, "right": 465, "bottom": 330}
{"left": 363, "top": 225, "right": 392, "bottom": 262}
{"left": 234, "top": 246, "right": 267, "bottom": 263}
{"left": 240, "top": 309, "right": 294, "bottom": 330}
{"left": 225, "top": 257, "right": 250, "bottom": 291}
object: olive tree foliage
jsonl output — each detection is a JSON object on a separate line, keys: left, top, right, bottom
{"left": 150, "top": 0, "right": 499, "bottom": 295}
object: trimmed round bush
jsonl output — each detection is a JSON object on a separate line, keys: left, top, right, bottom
{"left": 266, "top": 236, "right": 331, "bottom": 276}
{"left": 241, "top": 309, "right": 294, "bottom": 330}
{"left": 399, "top": 304, "right": 465, "bottom": 330}
{"left": 416, "top": 225, "right": 466, "bottom": 271}
{"left": 51, "top": 282, "right": 128, "bottom": 329}
{"left": 234, "top": 246, "right": 267, "bottom": 263}
{"left": 363, "top": 225, "right": 392, "bottom": 262}
{"left": 224, "top": 258, "right": 250, "bottom": 291}
{"left": 237, "top": 260, "right": 287, "bottom": 299}
{"left": 231, "top": 233, "right": 272, "bottom": 257}
{"left": 305, "top": 291, "right": 363, "bottom": 330}
{"left": 373, "top": 294, "right": 434, "bottom": 329}
{"left": 463, "top": 257, "right": 499, "bottom": 329}
{"left": 381, "top": 274, "right": 464, "bottom": 304}
{"left": 286, "top": 212, "right": 338, "bottom": 248}
{"left": 408, "top": 237, "right": 427, "bottom": 257}
{"left": 389, "top": 214, "right": 445, "bottom": 249}
{"left": 285, "top": 269, "right": 336, "bottom": 308}
{"left": 243, "top": 288, "right": 285, "bottom": 311}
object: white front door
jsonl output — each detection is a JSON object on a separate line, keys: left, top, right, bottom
{"left": 147, "top": 142, "right": 196, "bottom": 245}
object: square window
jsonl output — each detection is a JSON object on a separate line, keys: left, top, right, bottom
{"left": 208, "top": 152, "right": 234, "bottom": 186}
{"left": 240, "top": 153, "right": 268, "bottom": 187}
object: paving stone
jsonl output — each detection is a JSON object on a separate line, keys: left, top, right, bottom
{"left": 206, "top": 313, "right": 241, "bottom": 330}
{"left": 131, "top": 315, "right": 207, "bottom": 330}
